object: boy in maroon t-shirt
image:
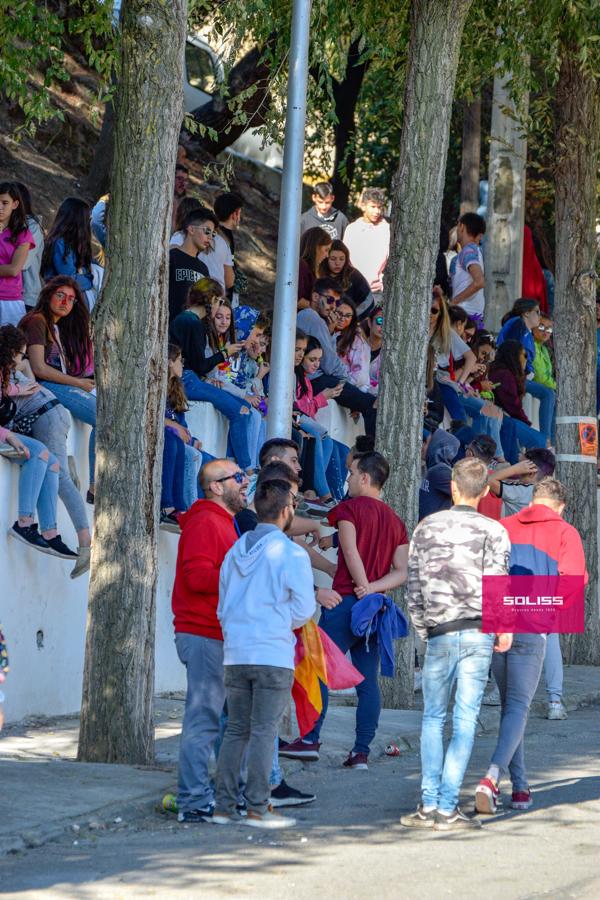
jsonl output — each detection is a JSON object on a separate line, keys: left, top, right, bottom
{"left": 279, "top": 451, "right": 409, "bottom": 769}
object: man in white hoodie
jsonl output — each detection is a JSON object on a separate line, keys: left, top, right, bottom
{"left": 213, "top": 477, "right": 316, "bottom": 830}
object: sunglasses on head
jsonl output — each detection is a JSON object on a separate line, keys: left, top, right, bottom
{"left": 214, "top": 471, "right": 247, "bottom": 485}
{"left": 537, "top": 324, "right": 553, "bottom": 334}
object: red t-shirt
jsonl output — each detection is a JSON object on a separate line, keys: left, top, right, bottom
{"left": 328, "top": 496, "right": 409, "bottom": 596}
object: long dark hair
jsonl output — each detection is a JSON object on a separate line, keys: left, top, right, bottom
{"left": 300, "top": 227, "right": 332, "bottom": 275}
{"left": 0, "top": 324, "right": 26, "bottom": 391}
{"left": 0, "top": 182, "right": 27, "bottom": 243}
{"left": 167, "top": 343, "right": 189, "bottom": 413}
{"left": 489, "top": 339, "right": 526, "bottom": 396}
{"left": 294, "top": 335, "right": 321, "bottom": 398}
{"left": 500, "top": 297, "right": 539, "bottom": 326}
{"left": 320, "top": 239, "right": 353, "bottom": 290}
{"left": 205, "top": 297, "right": 235, "bottom": 352}
{"left": 21, "top": 275, "right": 93, "bottom": 376}
{"left": 336, "top": 297, "right": 361, "bottom": 357}
{"left": 14, "top": 182, "right": 40, "bottom": 226}
{"left": 42, "top": 197, "right": 92, "bottom": 275}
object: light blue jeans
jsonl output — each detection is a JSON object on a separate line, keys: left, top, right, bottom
{"left": 41, "top": 381, "right": 96, "bottom": 486}
{"left": 8, "top": 433, "right": 59, "bottom": 531}
{"left": 183, "top": 443, "right": 202, "bottom": 510}
{"left": 421, "top": 630, "right": 494, "bottom": 813}
{"left": 544, "top": 633, "right": 563, "bottom": 702}
{"left": 491, "top": 634, "right": 546, "bottom": 791}
{"left": 298, "top": 415, "right": 333, "bottom": 497}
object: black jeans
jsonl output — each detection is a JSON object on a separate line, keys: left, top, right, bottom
{"left": 311, "top": 374, "right": 377, "bottom": 436}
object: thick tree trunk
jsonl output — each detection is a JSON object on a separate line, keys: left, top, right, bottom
{"left": 330, "top": 38, "right": 370, "bottom": 213}
{"left": 553, "top": 53, "right": 600, "bottom": 665}
{"left": 459, "top": 95, "right": 481, "bottom": 214}
{"left": 77, "top": 0, "right": 187, "bottom": 764}
{"left": 377, "top": 0, "right": 473, "bottom": 709}
{"left": 83, "top": 95, "right": 115, "bottom": 202}
{"left": 190, "top": 45, "right": 271, "bottom": 155}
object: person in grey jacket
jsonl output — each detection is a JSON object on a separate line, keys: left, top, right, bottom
{"left": 402, "top": 457, "right": 512, "bottom": 832}
{"left": 297, "top": 278, "right": 377, "bottom": 436}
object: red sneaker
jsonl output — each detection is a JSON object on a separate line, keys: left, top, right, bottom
{"left": 342, "top": 752, "right": 369, "bottom": 770}
{"left": 475, "top": 777, "right": 500, "bottom": 814}
{"left": 510, "top": 789, "right": 533, "bottom": 810}
{"left": 278, "top": 738, "right": 320, "bottom": 761}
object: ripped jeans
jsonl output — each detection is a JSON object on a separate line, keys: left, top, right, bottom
{"left": 6, "top": 433, "right": 59, "bottom": 531}
{"left": 40, "top": 382, "right": 96, "bottom": 487}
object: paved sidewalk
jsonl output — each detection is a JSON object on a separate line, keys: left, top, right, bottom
{"left": 0, "top": 664, "right": 598, "bottom": 858}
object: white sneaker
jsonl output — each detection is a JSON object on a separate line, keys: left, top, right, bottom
{"left": 547, "top": 700, "right": 567, "bottom": 720}
{"left": 243, "top": 805, "right": 296, "bottom": 829}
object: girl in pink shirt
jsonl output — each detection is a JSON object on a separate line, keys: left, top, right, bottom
{"left": 0, "top": 183, "right": 35, "bottom": 327}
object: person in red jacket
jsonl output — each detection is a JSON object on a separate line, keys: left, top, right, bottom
{"left": 475, "top": 477, "right": 587, "bottom": 816}
{"left": 172, "top": 458, "right": 248, "bottom": 823}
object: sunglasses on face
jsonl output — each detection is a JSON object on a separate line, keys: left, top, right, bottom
{"left": 430, "top": 306, "right": 440, "bottom": 316}
{"left": 537, "top": 325, "right": 553, "bottom": 334}
{"left": 214, "top": 471, "right": 247, "bottom": 485}
{"left": 318, "top": 293, "right": 338, "bottom": 304}
{"left": 53, "top": 291, "right": 77, "bottom": 303}
{"left": 289, "top": 490, "right": 299, "bottom": 509}
{"left": 193, "top": 226, "right": 216, "bottom": 237}
{"left": 374, "top": 316, "right": 383, "bottom": 325}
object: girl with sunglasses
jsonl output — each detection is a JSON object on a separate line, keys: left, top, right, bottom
{"left": 334, "top": 298, "right": 371, "bottom": 392}
{"left": 364, "top": 307, "right": 383, "bottom": 395}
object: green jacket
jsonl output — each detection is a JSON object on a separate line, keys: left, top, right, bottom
{"left": 533, "top": 341, "right": 556, "bottom": 390}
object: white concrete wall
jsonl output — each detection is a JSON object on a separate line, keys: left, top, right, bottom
{"left": 1, "top": 399, "right": 362, "bottom": 724}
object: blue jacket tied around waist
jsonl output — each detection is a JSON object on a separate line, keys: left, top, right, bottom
{"left": 350, "top": 593, "right": 409, "bottom": 677}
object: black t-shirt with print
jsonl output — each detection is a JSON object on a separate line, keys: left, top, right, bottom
{"left": 168, "top": 248, "right": 209, "bottom": 322}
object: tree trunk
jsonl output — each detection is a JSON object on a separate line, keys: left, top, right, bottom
{"left": 190, "top": 44, "right": 271, "bottom": 155}
{"left": 77, "top": 0, "right": 187, "bottom": 764}
{"left": 330, "top": 38, "right": 370, "bottom": 212}
{"left": 377, "top": 0, "right": 473, "bottom": 709}
{"left": 459, "top": 95, "right": 481, "bottom": 214}
{"left": 553, "top": 52, "right": 600, "bottom": 666}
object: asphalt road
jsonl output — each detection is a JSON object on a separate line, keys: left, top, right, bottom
{"left": 2, "top": 707, "right": 599, "bottom": 899}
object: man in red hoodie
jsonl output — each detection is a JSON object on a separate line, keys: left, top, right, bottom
{"left": 172, "top": 458, "right": 248, "bottom": 823}
{"left": 475, "top": 477, "right": 587, "bottom": 816}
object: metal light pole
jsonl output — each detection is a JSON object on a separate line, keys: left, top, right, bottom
{"left": 266, "top": 0, "right": 312, "bottom": 439}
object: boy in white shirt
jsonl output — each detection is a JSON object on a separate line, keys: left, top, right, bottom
{"left": 450, "top": 212, "right": 486, "bottom": 325}
{"left": 213, "top": 477, "right": 316, "bottom": 830}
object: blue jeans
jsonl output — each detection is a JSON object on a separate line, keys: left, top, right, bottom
{"left": 526, "top": 380, "right": 555, "bottom": 444}
{"left": 298, "top": 416, "right": 334, "bottom": 497}
{"left": 182, "top": 370, "right": 252, "bottom": 471}
{"left": 183, "top": 443, "right": 202, "bottom": 509}
{"left": 326, "top": 441, "right": 350, "bottom": 500}
{"left": 543, "top": 633, "right": 563, "bottom": 702}
{"left": 161, "top": 428, "right": 186, "bottom": 510}
{"left": 438, "top": 382, "right": 467, "bottom": 422}
{"left": 41, "top": 381, "right": 96, "bottom": 486}
{"left": 461, "top": 395, "right": 505, "bottom": 459}
{"left": 500, "top": 416, "right": 546, "bottom": 464}
{"left": 421, "top": 630, "right": 494, "bottom": 813}
{"left": 175, "top": 633, "right": 225, "bottom": 812}
{"left": 491, "top": 634, "right": 545, "bottom": 792}
{"left": 8, "top": 434, "right": 59, "bottom": 531}
{"left": 304, "top": 594, "right": 381, "bottom": 756}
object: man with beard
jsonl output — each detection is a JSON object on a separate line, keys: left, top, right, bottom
{"left": 212, "top": 476, "right": 316, "bottom": 829}
{"left": 172, "top": 459, "right": 248, "bottom": 823}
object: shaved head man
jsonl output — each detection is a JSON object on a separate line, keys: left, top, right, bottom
{"left": 171, "top": 459, "right": 249, "bottom": 823}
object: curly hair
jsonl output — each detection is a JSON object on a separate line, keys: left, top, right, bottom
{"left": 20, "top": 275, "right": 92, "bottom": 377}
{"left": 0, "top": 324, "right": 26, "bottom": 391}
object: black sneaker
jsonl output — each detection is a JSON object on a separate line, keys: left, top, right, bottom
{"left": 270, "top": 779, "right": 316, "bottom": 808}
{"left": 177, "top": 806, "right": 214, "bottom": 824}
{"left": 44, "top": 535, "right": 78, "bottom": 559}
{"left": 433, "top": 808, "right": 482, "bottom": 831}
{"left": 160, "top": 511, "right": 181, "bottom": 534}
{"left": 9, "top": 522, "right": 52, "bottom": 554}
{"left": 400, "top": 805, "right": 436, "bottom": 828}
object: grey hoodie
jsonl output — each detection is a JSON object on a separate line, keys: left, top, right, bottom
{"left": 217, "top": 524, "right": 316, "bottom": 668}
{"left": 419, "top": 429, "right": 461, "bottom": 521}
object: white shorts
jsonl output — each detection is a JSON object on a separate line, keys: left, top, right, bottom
{"left": 0, "top": 300, "right": 26, "bottom": 327}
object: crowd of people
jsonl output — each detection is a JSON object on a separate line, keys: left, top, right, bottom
{"left": 0, "top": 160, "right": 591, "bottom": 832}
